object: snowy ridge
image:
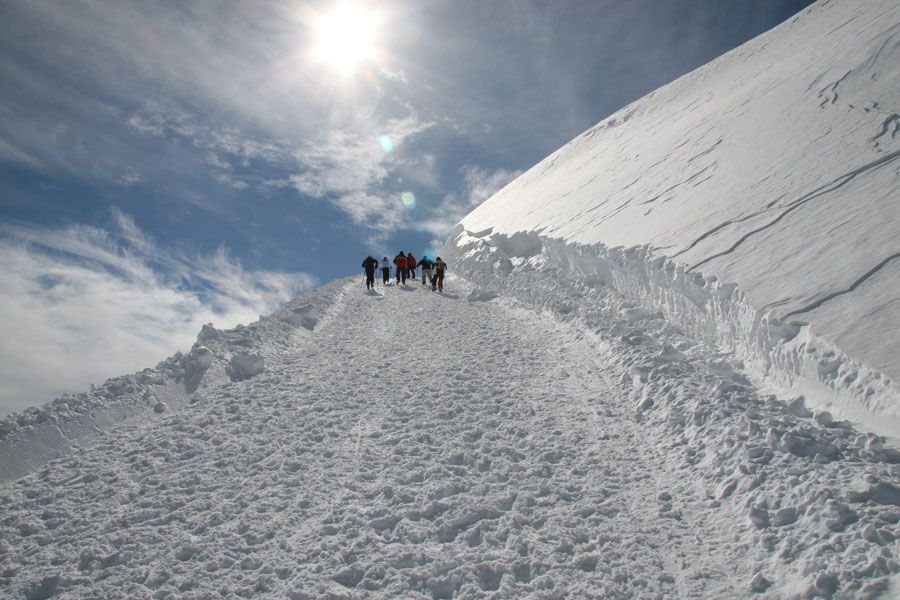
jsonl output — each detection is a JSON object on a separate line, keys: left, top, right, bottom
{"left": 443, "top": 227, "right": 900, "bottom": 437}
{"left": 3, "top": 0, "right": 900, "bottom": 597}
{"left": 0, "top": 381, "right": 192, "bottom": 483}
{"left": 0, "top": 278, "right": 350, "bottom": 482}
{"left": 455, "top": 0, "right": 900, "bottom": 411}
{"left": 442, "top": 235, "right": 900, "bottom": 598}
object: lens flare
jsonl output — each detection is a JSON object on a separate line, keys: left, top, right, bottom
{"left": 365, "top": 68, "right": 378, "bottom": 90}
{"left": 380, "top": 135, "right": 393, "bottom": 152}
{"left": 401, "top": 192, "right": 416, "bottom": 209}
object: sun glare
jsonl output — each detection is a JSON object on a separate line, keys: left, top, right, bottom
{"left": 315, "top": 5, "right": 377, "bottom": 72}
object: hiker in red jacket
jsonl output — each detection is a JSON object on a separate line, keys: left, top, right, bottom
{"left": 406, "top": 253, "right": 417, "bottom": 281}
{"left": 393, "top": 251, "right": 408, "bottom": 284}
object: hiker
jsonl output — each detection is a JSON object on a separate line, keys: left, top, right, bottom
{"left": 406, "top": 253, "right": 417, "bottom": 281}
{"left": 419, "top": 256, "right": 433, "bottom": 286}
{"left": 380, "top": 256, "right": 391, "bottom": 284}
{"left": 432, "top": 256, "right": 447, "bottom": 292}
{"left": 394, "top": 251, "right": 408, "bottom": 284}
{"left": 361, "top": 255, "right": 378, "bottom": 289}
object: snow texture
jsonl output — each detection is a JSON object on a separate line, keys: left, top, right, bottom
{"left": 2, "top": 0, "right": 900, "bottom": 598}
{"left": 455, "top": 0, "right": 900, "bottom": 436}
{"left": 2, "top": 275, "right": 899, "bottom": 599}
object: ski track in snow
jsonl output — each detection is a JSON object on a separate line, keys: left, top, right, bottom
{"left": 1, "top": 274, "right": 900, "bottom": 599}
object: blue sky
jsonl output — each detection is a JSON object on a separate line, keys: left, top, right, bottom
{"left": 0, "top": 0, "right": 815, "bottom": 414}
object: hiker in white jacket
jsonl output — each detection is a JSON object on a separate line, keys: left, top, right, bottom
{"left": 380, "top": 257, "right": 390, "bottom": 285}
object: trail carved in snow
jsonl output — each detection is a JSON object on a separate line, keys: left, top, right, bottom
{"left": 2, "top": 274, "right": 900, "bottom": 599}
{"left": 255, "top": 277, "right": 723, "bottom": 597}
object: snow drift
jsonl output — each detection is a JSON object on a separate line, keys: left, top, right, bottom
{"left": 446, "top": 0, "right": 900, "bottom": 436}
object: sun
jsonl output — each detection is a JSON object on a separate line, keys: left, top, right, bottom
{"left": 314, "top": 4, "right": 377, "bottom": 72}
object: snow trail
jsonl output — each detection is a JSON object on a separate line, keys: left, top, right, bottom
{"left": 273, "top": 276, "right": 698, "bottom": 597}
{"left": 2, "top": 273, "right": 900, "bottom": 599}
{"left": 0, "top": 276, "right": 697, "bottom": 598}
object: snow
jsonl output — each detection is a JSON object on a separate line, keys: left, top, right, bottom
{"left": 454, "top": 0, "right": 900, "bottom": 434}
{"left": 3, "top": 0, "right": 900, "bottom": 598}
{"left": 2, "top": 275, "right": 900, "bottom": 598}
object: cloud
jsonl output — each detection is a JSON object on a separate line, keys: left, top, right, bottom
{"left": 0, "top": 0, "right": 496, "bottom": 251}
{"left": 462, "top": 165, "right": 521, "bottom": 208}
{"left": 421, "top": 165, "right": 522, "bottom": 248}
{"left": 0, "top": 210, "right": 316, "bottom": 416}
{"left": 126, "top": 102, "right": 294, "bottom": 166}
{"left": 116, "top": 168, "right": 142, "bottom": 187}
{"left": 124, "top": 101, "right": 440, "bottom": 241}
{"left": 1, "top": 1, "right": 313, "bottom": 179}
{"left": 287, "top": 116, "right": 436, "bottom": 230}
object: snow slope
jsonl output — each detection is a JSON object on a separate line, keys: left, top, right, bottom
{"left": 449, "top": 0, "right": 900, "bottom": 435}
{"left": 2, "top": 276, "right": 900, "bottom": 599}
{"left": 3, "top": 1, "right": 900, "bottom": 598}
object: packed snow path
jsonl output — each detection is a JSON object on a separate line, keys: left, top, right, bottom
{"left": 272, "top": 277, "right": 705, "bottom": 598}
{"left": 2, "top": 275, "right": 900, "bottom": 599}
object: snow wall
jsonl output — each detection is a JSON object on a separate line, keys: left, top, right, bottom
{"left": 442, "top": 228, "right": 900, "bottom": 438}
{"left": 445, "top": 0, "right": 900, "bottom": 436}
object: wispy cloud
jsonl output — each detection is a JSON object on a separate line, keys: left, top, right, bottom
{"left": 1, "top": 1, "right": 310, "bottom": 178}
{"left": 271, "top": 115, "right": 441, "bottom": 244}
{"left": 422, "top": 165, "right": 521, "bottom": 248}
{"left": 0, "top": 0, "right": 503, "bottom": 252}
{"left": 126, "top": 102, "right": 295, "bottom": 167}
{"left": 462, "top": 165, "right": 521, "bottom": 208}
{"left": 0, "top": 209, "right": 315, "bottom": 416}
{"left": 126, "top": 101, "right": 439, "bottom": 240}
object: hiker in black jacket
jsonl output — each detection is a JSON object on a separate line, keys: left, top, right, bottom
{"left": 432, "top": 256, "right": 447, "bottom": 291}
{"left": 361, "top": 255, "right": 378, "bottom": 289}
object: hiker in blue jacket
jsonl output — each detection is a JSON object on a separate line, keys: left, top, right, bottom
{"left": 419, "top": 256, "right": 434, "bottom": 286}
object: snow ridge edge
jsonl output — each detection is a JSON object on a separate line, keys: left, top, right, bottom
{"left": 444, "top": 226, "right": 900, "bottom": 437}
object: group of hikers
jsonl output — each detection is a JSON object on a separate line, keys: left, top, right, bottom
{"left": 361, "top": 251, "right": 447, "bottom": 292}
